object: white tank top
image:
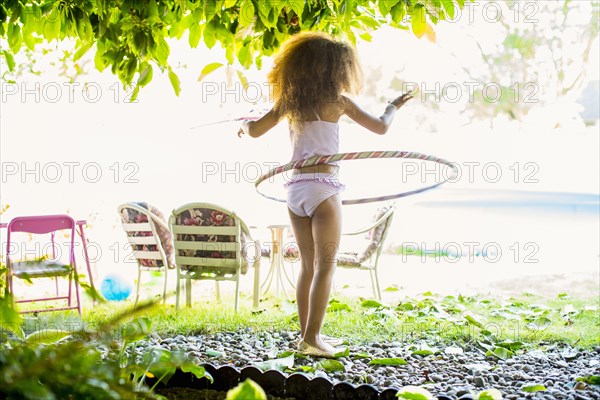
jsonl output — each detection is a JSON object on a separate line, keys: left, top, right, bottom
{"left": 285, "top": 114, "right": 344, "bottom": 189}
{"left": 290, "top": 114, "right": 339, "bottom": 163}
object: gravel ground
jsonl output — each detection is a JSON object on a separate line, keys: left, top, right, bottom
{"left": 136, "top": 330, "right": 600, "bottom": 400}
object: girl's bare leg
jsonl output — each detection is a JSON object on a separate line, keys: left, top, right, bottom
{"left": 288, "top": 209, "right": 315, "bottom": 337}
{"left": 303, "top": 195, "right": 342, "bottom": 351}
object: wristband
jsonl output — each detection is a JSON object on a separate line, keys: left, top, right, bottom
{"left": 240, "top": 121, "right": 251, "bottom": 135}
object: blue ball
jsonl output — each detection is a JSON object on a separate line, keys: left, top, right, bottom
{"left": 100, "top": 273, "right": 133, "bottom": 301}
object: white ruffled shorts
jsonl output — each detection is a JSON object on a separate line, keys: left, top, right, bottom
{"left": 285, "top": 172, "right": 345, "bottom": 218}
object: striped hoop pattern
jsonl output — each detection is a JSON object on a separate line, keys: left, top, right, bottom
{"left": 255, "top": 150, "right": 458, "bottom": 205}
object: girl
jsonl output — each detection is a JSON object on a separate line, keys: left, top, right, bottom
{"left": 238, "top": 32, "right": 412, "bottom": 357}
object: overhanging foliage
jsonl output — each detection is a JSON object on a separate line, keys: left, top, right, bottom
{"left": 1, "top": 0, "right": 470, "bottom": 96}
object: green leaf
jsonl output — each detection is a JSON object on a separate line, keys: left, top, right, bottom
{"left": 333, "top": 347, "right": 350, "bottom": 358}
{"left": 76, "top": 16, "right": 93, "bottom": 41}
{"left": 477, "top": 388, "right": 502, "bottom": 400}
{"left": 197, "top": 62, "right": 224, "bottom": 81}
{"left": 378, "top": 0, "right": 391, "bottom": 16}
{"left": 206, "top": 349, "right": 226, "bottom": 357}
{"left": 576, "top": 375, "right": 600, "bottom": 385}
{"left": 25, "top": 329, "right": 71, "bottom": 345}
{"left": 237, "top": 43, "right": 252, "bottom": 69}
{"left": 390, "top": 2, "right": 406, "bottom": 23}
{"left": 181, "top": 362, "right": 213, "bottom": 382}
{"left": 149, "top": 360, "right": 177, "bottom": 385}
{"left": 384, "top": 286, "right": 400, "bottom": 292}
{"left": 527, "top": 316, "right": 551, "bottom": 329}
{"left": 225, "top": 0, "right": 238, "bottom": 8}
{"left": 155, "top": 37, "right": 170, "bottom": 65}
{"left": 2, "top": 50, "right": 15, "bottom": 71}
{"left": 74, "top": 42, "right": 94, "bottom": 62}
{"left": 411, "top": 5, "right": 427, "bottom": 38}
{"left": 238, "top": 0, "right": 255, "bottom": 27}
{"left": 43, "top": 8, "right": 61, "bottom": 41}
{"left": 277, "top": 350, "right": 295, "bottom": 358}
{"left": 138, "top": 64, "right": 154, "bottom": 87}
{"left": 318, "top": 359, "right": 345, "bottom": 372}
{"left": 464, "top": 314, "right": 484, "bottom": 328}
{"left": 189, "top": 23, "right": 202, "bottom": 48}
{"left": 522, "top": 384, "right": 546, "bottom": 392}
{"left": 297, "top": 365, "right": 316, "bottom": 373}
{"left": 369, "top": 357, "right": 407, "bottom": 365}
{"left": 361, "top": 299, "right": 384, "bottom": 308}
{"left": 358, "top": 15, "right": 379, "bottom": 29}
{"left": 396, "top": 385, "right": 435, "bottom": 399}
{"left": 411, "top": 343, "right": 438, "bottom": 356}
{"left": 22, "top": 27, "right": 38, "bottom": 51}
{"left": 257, "top": 1, "right": 277, "bottom": 28}
{"left": 204, "top": 0, "right": 219, "bottom": 22}
{"left": 0, "top": 296, "right": 23, "bottom": 339}
{"left": 121, "top": 317, "right": 152, "bottom": 344}
{"left": 352, "top": 352, "right": 371, "bottom": 359}
{"left": 7, "top": 24, "right": 22, "bottom": 52}
{"left": 203, "top": 26, "right": 217, "bottom": 48}
{"left": 288, "top": 0, "right": 305, "bottom": 17}
{"left": 147, "top": 0, "right": 159, "bottom": 17}
{"left": 359, "top": 32, "right": 373, "bottom": 42}
{"left": 226, "top": 379, "right": 267, "bottom": 400}
{"left": 253, "top": 355, "right": 294, "bottom": 371}
{"left": 235, "top": 69, "right": 248, "bottom": 90}
{"left": 495, "top": 340, "right": 523, "bottom": 352}
{"left": 168, "top": 68, "right": 181, "bottom": 96}
{"left": 485, "top": 346, "right": 513, "bottom": 360}
{"left": 328, "top": 301, "right": 352, "bottom": 312}
{"left": 441, "top": 0, "right": 456, "bottom": 19}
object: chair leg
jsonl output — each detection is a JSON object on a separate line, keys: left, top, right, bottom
{"left": 73, "top": 270, "right": 82, "bottom": 316}
{"left": 234, "top": 274, "right": 240, "bottom": 313}
{"left": 186, "top": 278, "right": 192, "bottom": 307}
{"left": 7, "top": 267, "right": 14, "bottom": 305}
{"left": 175, "top": 272, "right": 180, "bottom": 311}
{"left": 162, "top": 267, "right": 168, "bottom": 305}
{"left": 67, "top": 273, "right": 73, "bottom": 307}
{"left": 215, "top": 281, "right": 220, "bottom": 302}
{"left": 253, "top": 260, "right": 260, "bottom": 308}
{"left": 55, "top": 277, "right": 59, "bottom": 296}
{"left": 369, "top": 269, "right": 377, "bottom": 300}
{"left": 78, "top": 224, "right": 96, "bottom": 302}
{"left": 134, "top": 267, "right": 142, "bottom": 309}
{"left": 372, "top": 269, "right": 382, "bottom": 300}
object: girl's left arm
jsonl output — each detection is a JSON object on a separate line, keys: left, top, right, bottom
{"left": 238, "top": 108, "right": 283, "bottom": 138}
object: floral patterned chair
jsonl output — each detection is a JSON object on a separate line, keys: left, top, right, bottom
{"left": 335, "top": 203, "right": 396, "bottom": 300}
{"left": 169, "top": 202, "right": 261, "bottom": 311}
{"left": 118, "top": 202, "right": 175, "bottom": 306}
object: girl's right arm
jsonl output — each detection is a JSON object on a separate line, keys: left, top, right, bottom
{"left": 342, "top": 93, "right": 413, "bottom": 135}
{"left": 238, "top": 107, "right": 283, "bottom": 138}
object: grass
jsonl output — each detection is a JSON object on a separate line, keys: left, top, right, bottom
{"left": 18, "top": 289, "right": 600, "bottom": 351}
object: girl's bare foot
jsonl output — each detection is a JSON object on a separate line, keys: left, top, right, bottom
{"left": 298, "top": 338, "right": 337, "bottom": 358}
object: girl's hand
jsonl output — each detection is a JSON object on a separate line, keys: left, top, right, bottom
{"left": 238, "top": 120, "right": 249, "bottom": 138}
{"left": 389, "top": 92, "right": 414, "bottom": 109}
{"left": 237, "top": 120, "right": 251, "bottom": 138}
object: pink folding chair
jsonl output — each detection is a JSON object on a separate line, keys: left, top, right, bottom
{"left": 5, "top": 214, "right": 82, "bottom": 314}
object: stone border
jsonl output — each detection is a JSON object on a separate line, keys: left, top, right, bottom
{"left": 151, "top": 363, "right": 455, "bottom": 400}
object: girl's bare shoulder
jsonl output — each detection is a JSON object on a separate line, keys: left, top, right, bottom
{"left": 317, "top": 99, "right": 347, "bottom": 122}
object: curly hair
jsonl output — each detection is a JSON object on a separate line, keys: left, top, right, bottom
{"left": 267, "top": 31, "right": 363, "bottom": 134}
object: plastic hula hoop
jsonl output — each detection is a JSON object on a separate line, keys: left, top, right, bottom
{"left": 255, "top": 150, "right": 458, "bottom": 205}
